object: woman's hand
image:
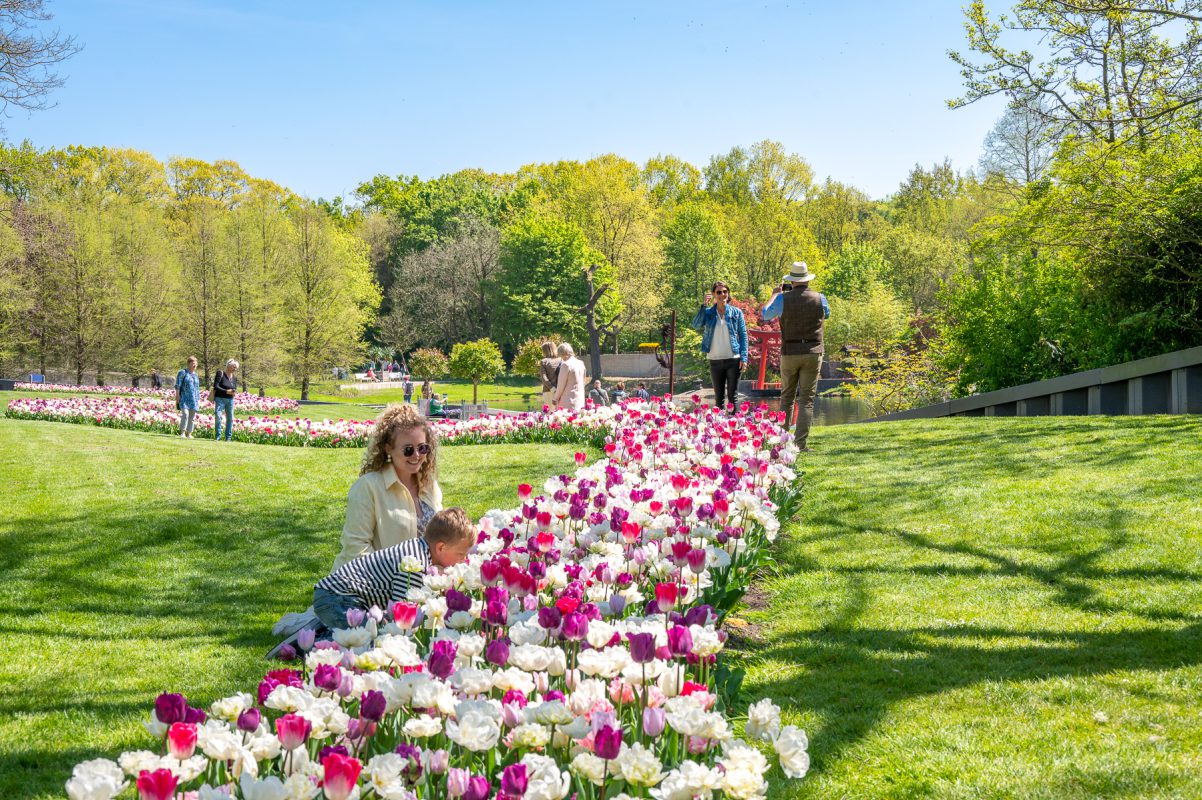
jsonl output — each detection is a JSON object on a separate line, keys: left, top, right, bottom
{"left": 704, "top": 292, "right": 713, "bottom": 307}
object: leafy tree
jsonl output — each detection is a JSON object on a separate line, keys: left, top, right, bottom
{"left": 704, "top": 140, "right": 813, "bottom": 205}
{"left": 824, "top": 282, "right": 911, "bottom": 356}
{"left": 642, "top": 154, "right": 703, "bottom": 208}
{"left": 662, "top": 202, "right": 731, "bottom": 317}
{"left": 491, "top": 213, "right": 612, "bottom": 355}
{"left": 979, "top": 97, "right": 1059, "bottom": 187}
{"left": 449, "top": 338, "right": 505, "bottom": 403}
{"left": 806, "top": 179, "right": 883, "bottom": 255}
{"left": 846, "top": 347, "right": 958, "bottom": 416}
{"left": 408, "top": 347, "right": 449, "bottom": 382}
{"left": 0, "top": 0, "right": 80, "bottom": 131}
{"left": 108, "top": 199, "right": 178, "bottom": 382}
{"left": 822, "top": 243, "right": 888, "bottom": 300}
{"left": 278, "top": 202, "right": 379, "bottom": 400}
{"left": 879, "top": 225, "right": 967, "bottom": 313}
{"left": 512, "top": 337, "right": 555, "bottom": 378}
{"left": 949, "top": 0, "right": 1202, "bottom": 144}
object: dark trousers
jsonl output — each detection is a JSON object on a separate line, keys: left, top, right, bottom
{"left": 708, "top": 357, "right": 742, "bottom": 409}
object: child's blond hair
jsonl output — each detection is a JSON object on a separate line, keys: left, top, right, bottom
{"left": 423, "top": 507, "right": 475, "bottom": 547}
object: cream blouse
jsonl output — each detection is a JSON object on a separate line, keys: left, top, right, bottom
{"left": 332, "top": 467, "right": 443, "bottom": 570}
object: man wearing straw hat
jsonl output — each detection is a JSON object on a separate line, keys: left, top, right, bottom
{"left": 763, "top": 261, "right": 830, "bottom": 451}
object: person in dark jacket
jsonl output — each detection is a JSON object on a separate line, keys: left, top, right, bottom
{"left": 213, "top": 359, "right": 239, "bottom": 441}
{"left": 763, "top": 262, "right": 830, "bottom": 451}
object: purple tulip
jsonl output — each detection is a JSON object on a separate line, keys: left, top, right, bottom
{"left": 609, "top": 507, "right": 629, "bottom": 532}
{"left": 345, "top": 608, "right": 367, "bottom": 628}
{"left": 428, "top": 639, "right": 457, "bottom": 679}
{"left": 544, "top": 689, "right": 566, "bottom": 702}
{"left": 296, "top": 628, "right": 316, "bottom": 651}
{"left": 320, "top": 744, "right": 350, "bottom": 761}
{"left": 537, "top": 606, "right": 562, "bottom": 630}
{"left": 608, "top": 593, "right": 627, "bottom": 616}
{"left": 642, "top": 706, "right": 666, "bottom": 738}
{"left": 627, "top": 632, "right": 657, "bottom": 663}
{"left": 686, "top": 548, "right": 707, "bottom": 574}
{"left": 485, "top": 600, "right": 509, "bottom": 627}
{"left": 237, "top": 707, "right": 261, "bottom": 732}
{"left": 696, "top": 502, "right": 715, "bottom": 521}
{"left": 360, "top": 689, "right": 387, "bottom": 722}
{"left": 594, "top": 725, "right": 623, "bottom": 760}
{"left": 593, "top": 493, "right": 607, "bottom": 509}
{"left": 501, "top": 764, "right": 528, "bottom": 799}
{"left": 154, "top": 693, "right": 186, "bottom": 725}
{"left": 485, "top": 637, "right": 510, "bottom": 667}
{"left": 446, "top": 589, "right": 472, "bottom": 613}
{"left": 667, "top": 625, "right": 693, "bottom": 657}
{"left": 560, "top": 611, "right": 588, "bottom": 641}
{"left": 314, "top": 664, "right": 342, "bottom": 692}
{"left": 465, "top": 776, "right": 492, "bottom": 800}
{"left": 183, "top": 706, "right": 207, "bottom": 725}
{"left": 683, "top": 605, "right": 715, "bottom": 627}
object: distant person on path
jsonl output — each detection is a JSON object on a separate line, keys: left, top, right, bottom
{"left": 421, "top": 380, "right": 433, "bottom": 400}
{"left": 612, "top": 381, "right": 628, "bottom": 403}
{"left": 174, "top": 357, "right": 200, "bottom": 438}
{"left": 313, "top": 508, "right": 474, "bottom": 633}
{"left": 692, "top": 280, "right": 748, "bottom": 411}
{"left": 333, "top": 404, "right": 444, "bottom": 570}
{"left": 635, "top": 382, "right": 650, "bottom": 401}
{"left": 588, "top": 379, "right": 610, "bottom": 406}
{"left": 150, "top": 369, "right": 162, "bottom": 389}
{"left": 403, "top": 377, "right": 414, "bottom": 404}
{"left": 553, "top": 343, "right": 586, "bottom": 411}
{"left": 763, "top": 261, "right": 830, "bottom": 452}
{"left": 538, "top": 341, "right": 561, "bottom": 408}
{"left": 366, "top": 366, "right": 377, "bottom": 382}
{"left": 213, "top": 359, "right": 239, "bottom": 442}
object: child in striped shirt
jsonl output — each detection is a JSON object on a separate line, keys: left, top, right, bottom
{"left": 313, "top": 507, "right": 475, "bottom": 631}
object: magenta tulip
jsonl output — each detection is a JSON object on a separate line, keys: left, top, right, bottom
{"left": 276, "top": 713, "right": 312, "bottom": 750}
{"left": 322, "top": 753, "right": 362, "bottom": 800}
{"left": 136, "top": 769, "right": 178, "bottom": 800}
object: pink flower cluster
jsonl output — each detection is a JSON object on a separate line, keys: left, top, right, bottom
{"left": 66, "top": 400, "right": 810, "bottom": 800}
{"left": 15, "top": 382, "right": 300, "bottom": 413}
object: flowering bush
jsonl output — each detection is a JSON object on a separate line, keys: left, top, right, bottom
{"left": 65, "top": 400, "right": 810, "bottom": 800}
{"left": 14, "top": 383, "right": 300, "bottom": 413}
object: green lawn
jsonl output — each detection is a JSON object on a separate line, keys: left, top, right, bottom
{"left": 268, "top": 377, "right": 544, "bottom": 411}
{"left": 0, "top": 418, "right": 586, "bottom": 797}
{"left": 744, "top": 416, "right": 1202, "bottom": 799}
{"left": 3, "top": 413, "right": 1200, "bottom": 798}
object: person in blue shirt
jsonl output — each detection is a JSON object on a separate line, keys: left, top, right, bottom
{"left": 763, "top": 262, "right": 830, "bottom": 451}
{"left": 174, "top": 356, "right": 201, "bottom": 439}
{"left": 691, "top": 280, "right": 749, "bottom": 411}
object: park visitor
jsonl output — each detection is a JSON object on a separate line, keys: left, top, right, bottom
{"left": 538, "top": 341, "right": 561, "bottom": 407}
{"left": 612, "top": 381, "right": 628, "bottom": 403}
{"left": 174, "top": 356, "right": 200, "bottom": 439}
{"left": 333, "top": 404, "right": 443, "bottom": 570}
{"left": 692, "top": 280, "right": 749, "bottom": 411}
{"left": 312, "top": 507, "right": 475, "bottom": 634}
{"left": 588, "top": 379, "right": 610, "bottom": 406}
{"left": 635, "top": 382, "right": 650, "bottom": 401}
{"left": 421, "top": 379, "right": 433, "bottom": 400}
{"left": 365, "top": 366, "right": 377, "bottom": 382}
{"left": 403, "top": 377, "right": 414, "bottom": 404}
{"left": 553, "top": 342, "right": 586, "bottom": 411}
{"left": 763, "top": 261, "right": 830, "bottom": 452}
{"left": 212, "top": 359, "right": 238, "bottom": 442}
{"left": 150, "top": 368, "right": 162, "bottom": 389}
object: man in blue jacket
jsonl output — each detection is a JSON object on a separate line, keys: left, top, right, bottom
{"left": 692, "top": 280, "right": 748, "bottom": 411}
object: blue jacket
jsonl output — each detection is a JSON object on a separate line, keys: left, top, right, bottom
{"left": 691, "top": 304, "right": 748, "bottom": 362}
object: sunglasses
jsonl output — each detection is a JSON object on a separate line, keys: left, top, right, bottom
{"left": 398, "top": 443, "right": 431, "bottom": 457}
{"left": 714, "top": 289, "right": 729, "bottom": 295}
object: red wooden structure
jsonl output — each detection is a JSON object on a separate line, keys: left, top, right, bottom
{"left": 749, "top": 328, "right": 782, "bottom": 391}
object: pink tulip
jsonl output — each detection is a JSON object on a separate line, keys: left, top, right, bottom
{"left": 166, "top": 722, "right": 197, "bottom": 760}
{"left": 391, "top": 602, "right": 418, "bottom": 628}
{"left": 322, "top": 753, "right": 362, "bottom": 800}
{"left": 276, "top": 713, "right": 312, "bottom": 750}
{"left": 136, "top": 769, "right": 178, "bottom": 800}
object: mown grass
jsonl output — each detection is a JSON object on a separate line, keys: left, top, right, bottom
{"left": 268, "top": 377, "right": 543, "bottom": 410}
{"left": 0, "top": 417, "right": 587, "bottom": 797}
{"left": 741, "top": 416, "right": 1202, "bottom": 799}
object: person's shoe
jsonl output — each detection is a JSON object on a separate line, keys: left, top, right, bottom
{"left": 179, "top": 432, "right": 186, "bottom": 438}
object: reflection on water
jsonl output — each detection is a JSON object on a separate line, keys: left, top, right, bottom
{"left": 754, "top": 394, "right": 871, "bottom": 426}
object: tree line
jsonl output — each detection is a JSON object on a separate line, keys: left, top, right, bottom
{"left": 2, "top": 0, "right": 1199, "bottom": 407}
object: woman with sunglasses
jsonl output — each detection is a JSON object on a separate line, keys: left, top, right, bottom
{"left": 692, "top": 280, "right": 749, "bottom": 411}
{"left": 331, "top": 404, "right": 444, "bottom": 569}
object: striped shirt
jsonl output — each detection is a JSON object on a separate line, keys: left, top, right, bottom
{"left": 315, "top": 538, "right": 430, "bottom": 611}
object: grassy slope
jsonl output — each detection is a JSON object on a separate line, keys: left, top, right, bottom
{"left": 0, "top": 418, "right": 585, "bottom": 797}
{"left": 268, "top": 378, "right": 542, "bottom": 410}
{"left": 742, "top": 416, "right": 1202, "bottom": 799}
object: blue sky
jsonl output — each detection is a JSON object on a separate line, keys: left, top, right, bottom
{"left": 9, "top": 0, "right": 1007, "bottom": 201}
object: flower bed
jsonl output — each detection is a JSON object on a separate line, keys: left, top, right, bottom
{"left": 13, "top": 383, "right": 300, "bottom": 413}
{"left": 65, "top": 402, "right": 809, "bottom": 800}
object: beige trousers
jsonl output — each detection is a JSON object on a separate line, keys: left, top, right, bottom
{"left": 779, "top": 353, "right": 822, "bottom": 448}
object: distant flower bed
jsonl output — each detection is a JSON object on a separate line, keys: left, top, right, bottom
{"left": 14, "top": 382, "right": 300, "bottom": 413}
{"left": 65, "top": 401, "right": 808, "bottom": 800}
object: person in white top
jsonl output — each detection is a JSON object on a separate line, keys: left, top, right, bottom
{"left": 691, "top": 280, "right": 748, "bottom": 410}
{"left": 553, "top": 342, "right": 587, "bottom": 411}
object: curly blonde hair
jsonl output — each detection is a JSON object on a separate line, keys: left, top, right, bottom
{"left": 361, "top": 404, "right": 439, "bottom": 491}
